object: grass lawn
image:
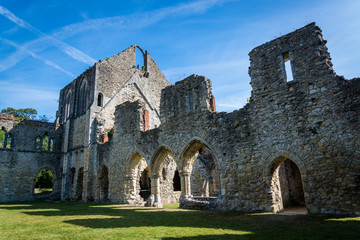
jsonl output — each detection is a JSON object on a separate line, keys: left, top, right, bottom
{"left": 0, "top": 201, "right": 359, "bottom": 239}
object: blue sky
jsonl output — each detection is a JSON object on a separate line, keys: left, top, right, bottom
{"left": 0, "top": 0, "right": 359, "bottom": 120}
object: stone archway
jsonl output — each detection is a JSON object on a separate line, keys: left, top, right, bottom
{"left": 124, "top": 151, "right": 149, "bottom": 204}
{"left": 98, "top": 164, "right": 109, "bottom": 202}
{"left": 180, "top": 138, "right": 221, "bottom": 199}
{"left": 269, "top": 156, "right": 307, "bottom": 213}
{"left": 33, "top": 168, "right": 54, "bottom": 195}
{"left": 147, "top": 146, "right": 178, "bottom": 208}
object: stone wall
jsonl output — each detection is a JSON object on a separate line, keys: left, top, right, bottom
{"left": 0, "top": 114, "right": 62, "bottom": 202}
{"left": 1, "top": 23, "right": 359, "bottom": 215}
{"left": 95, "top": 23, "right": 359, "bottom": 214}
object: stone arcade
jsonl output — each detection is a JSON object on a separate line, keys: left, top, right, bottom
{"left": 0, "top": 23, "right": 359, "bottom": 214}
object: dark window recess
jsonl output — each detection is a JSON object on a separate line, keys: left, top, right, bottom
{"left": 173, "top": 170, "right": 181, "bottom": 191}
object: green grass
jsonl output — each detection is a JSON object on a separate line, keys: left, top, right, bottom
{"left": 0, "top": 201, "right": 359, "bottom": 239}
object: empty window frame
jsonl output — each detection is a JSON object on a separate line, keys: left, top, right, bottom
{"left": 78, "top": 80, "right": 88, "bottom": 114}
{"left": 283, "top": 52, "right": 294, "bottom": 82}
{"left": 35, "top": 136, "right": 41, "bottom": 150}
{"left": 0, "top": 128, "right": 6, "bottom": 148}
{"left": 35, "top": 134, "right": 55, "bottom": 152}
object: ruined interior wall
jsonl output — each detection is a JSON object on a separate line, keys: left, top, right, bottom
{"left": 159, "top": 156, "right": 181, "bottom": 204}
{"left": 242, "top": 23, "right": 360, "bottom": 213}
{"left": 0, "top": 116, "right": 62, "bottom": 202}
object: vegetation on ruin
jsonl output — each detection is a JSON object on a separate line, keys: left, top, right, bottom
{"left": 0, "top": 201, "right": 359, "bottom": 239}
{"left": 34, "top": 169, "right": 54, "bottom": 194}
{"left": 1, "top": 107, "right": 52, "bottom": 122}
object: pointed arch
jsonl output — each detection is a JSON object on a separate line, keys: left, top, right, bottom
{"left": 124, "top": 150, "right": 150, "bottom": 203}
{"left": 78, "top": 79, "right": 89, "bottom": 114}
{"left": 150, "top": 145, "right": 176, "bottom": 175}
{"left": 264, "top": 151, "right": 308, "bottom": 213}
{"left": 180, "top": 137, "right": 221, "bottom": 197}
{"left": 65, "top": 89, "right": 72, "bottom": 120}
{"left": 135, "top": 45, "right": 148, "bottom": 71}
{"left": 180, "top": 137, "right": 221, "bottom": 173}
{"left": 32, "top": 166, "right": 58, "bottom": 196}
{"left": 127, "top": 150, "right": 147, "bottom": 175}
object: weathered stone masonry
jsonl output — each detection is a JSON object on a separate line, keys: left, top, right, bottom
{"left": 0, "top": 23, "right": 359, "bottom": 215}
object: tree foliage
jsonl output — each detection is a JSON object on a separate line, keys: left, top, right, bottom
{"left": 35, "top": 169, "right": 54, "bottom": 188}
{"left": 1, "top": 107, "right": 37, "bottom": 120}
{"left": 1, "top": 107, "right": 52, "bottom": 122}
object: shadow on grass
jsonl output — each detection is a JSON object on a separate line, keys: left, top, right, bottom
{"left": 0, "top": 201, "right": 359, "bottom": 240}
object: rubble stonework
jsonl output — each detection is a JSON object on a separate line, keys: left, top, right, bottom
{"left": 0, "top": 23, "right": 359, "bottom": 214}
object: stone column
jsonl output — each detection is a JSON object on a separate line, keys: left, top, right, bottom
{"left": 180, "top": 172, "right": 192, "bottom": 198}
{"left": 146, "top": 174, "right": 162, "bottom": 208}
{"left": 123, "top": 175, "right": 136, "bottom": 204}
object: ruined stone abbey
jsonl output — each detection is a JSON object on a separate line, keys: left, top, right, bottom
{"left": 0, "top": 23, "right": 359, "bottom": 214}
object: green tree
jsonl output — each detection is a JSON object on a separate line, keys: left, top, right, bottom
{"left": 1, "top": 108, "right": 52, "bottom": 122}
{"left": 35, "top": 169, "right": 54, "bottom": 189}
{"left": 1, "top": 107, "right": 37, "bottom": 120}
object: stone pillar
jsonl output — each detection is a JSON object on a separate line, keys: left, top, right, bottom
{"left": 123, "top": 175, "right": 138, "bottom": 204}
{"left": 180, "top": 172, "right": 192, "bottom": 198}
{"left": 146, "top": 174, "right": 162, "bottom": 208}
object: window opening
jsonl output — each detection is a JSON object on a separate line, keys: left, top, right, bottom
{"left": 70, "top": 168, "right": 76, "bottom": 185}
{"left": 49, "top": 139, "right": 54, "bottom": 152}
{"left": 97, "top": 93, "right": 103, "bottom": 107}
{"left": 6, "top": 134, "right": 12, "bottom": 149}
{"left": 188, "top": 89, "right": 192, "bottom": 112}
{"left": 283, "top": 52, "right": 294, "bottom": 82}
{"left": 0, "top": 128, "right": 6, "bottom": 148}
{"left": 135, "top": 46, "right": 146, "bottom": 70}
{"left": 76, "top": 168, "right": 84, "bottom": 200}
{"left": 35, "top": 137, "right": 41, "bottom": 151}
{"left": 42, "top": 135, "right": 49, "bottom": 151}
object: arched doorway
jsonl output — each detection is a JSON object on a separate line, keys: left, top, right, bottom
{"left": 98, "top": 165, "right": 109, "bottom": 202}
{"left": 147, "top": 146, "right": 179, "bottom": 207}
{"left": 180, "top": 139, "right": 220, "bottom": 199}
{"left": 124, "top": 151, "right": 151, "bottom": 204}
{"left": 159, "top": 156, "right": 182, "bottom": 204}
{"left": 76, "top": 167, "right": 84, "bottom": 200}
{"left": 34, "top": 169, "right": 54, "bottom": 195}
{"left": 270, "top": 157, "right": 306, "bottom": 212}
{"left": 191, "top": 146, "right": 219, "bottom": 197}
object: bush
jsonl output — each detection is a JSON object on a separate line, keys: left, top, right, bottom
{"left": 35, "top": 169, "right": 54, "bottom": 188}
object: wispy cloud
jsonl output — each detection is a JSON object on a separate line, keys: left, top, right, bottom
{"left": 0, "top": 37, "right": 75, "bottom": 77}
{"left": 0, "top": 5, "right": 96, "bottom": 65}
{"left": 0, "top": 0, "right": 228, "bottom": 72}
{"left": 54, "top": 0, "right": 231, "bottom": 37}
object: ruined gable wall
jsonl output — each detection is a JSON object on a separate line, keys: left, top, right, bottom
{"left": 0, "top": 116, "right": 62, "bottom": 202}
{"left": 94, "top": 46, "right": 170, "bottom": 133}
